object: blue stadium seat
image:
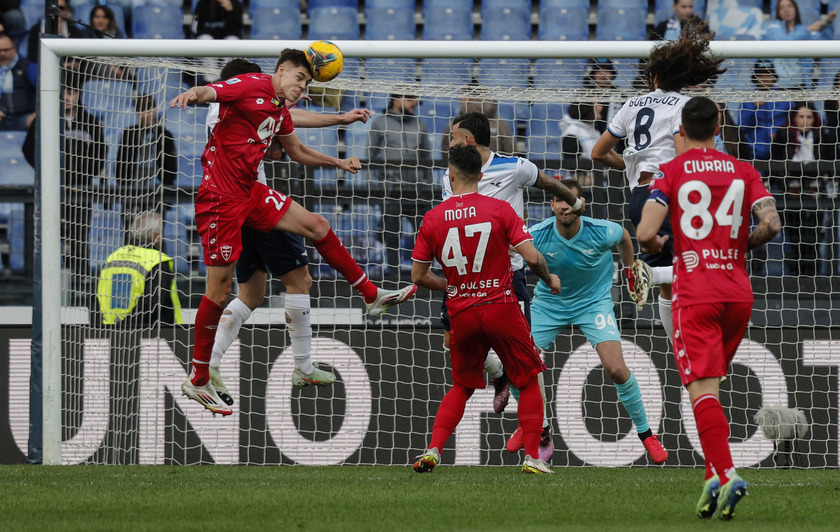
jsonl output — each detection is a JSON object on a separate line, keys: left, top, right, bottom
{"left": 88, "top": 204, "right": 124, "bottom": 274}
{"left": 0, "top": 154, "right": 35, "bottom": 186}
{"left": 343, "top": 119, "right": 371, "bottom": 187}
{"left": 420, "top": 58, "right": 474, "bottom": 86}
{"left": 480, "top": 1, "right": 531, "bottom": 40}
{"left": 477, "top": 58, "right": 531, "bottom": 89}
{"left": 365, "top": 6, "right": 416, "bottom": 40}
{"left": 422, "top": 4, "right": 473, "bottom": 40}
{"left": 533, "top": 58, "right": 588, "bottom": 89}
{"left": 816, "top": 58, "right": 840, "bottom": 90}
{"left": 166, "top": 106, "right": 208, "bottom": 168}
{"left": 539, "top": 6, "right": 589, "bottom": 41}
{"left": 540, "top": 0, "right": 589, "bottom": 7}
{"left": 498, "top": 99, "right": 531, "bottom": 124}
{"left": 250, "top": 0, "right": 300, "bottom": 12}
{"left": 142, "top": 0, "right": 185, "bottom": 7}
{"left": 82, "top": 79, "right": 135, "bottom": 120}
{"left": 596, "top": 8, "right": 647, "bottom": 41}
{"left": 74, "top": 4, "right": 127, "bottom": 36}
{"left": 528, "top": 102, "right": 565, "bottom": 160}
{"left": 366, "top": 0, "right": 413, "bottom": 8}
{"left": 364, "top": 58, "right": 417, "bottom": 83}
{"left": 611, "top": 58, "right": 643, "bottom": 91}
{"left": 418, "top": 96, "right": 459, "bottom": 157}
{"left": 736, "top": 0, "right": 764, "bottom": 9}
{"left": 598, "top": 0, "right": 648, "bottom": 9}
{"left": 0, "top": 131, "right": 26, "bottom": 157}
{"left": 0, "top": 203, "right": 25, "bottom": 273}
{"left": 250, "top": 7, "right": 302, "bottom": 39}
{"left": 308, "top": 0, "right": 358, "bottom": 13}
{"left": 654, "top": 0, "right": 706, "bottom": 22}
{"left": 163, "top": 202, "right": 205, "bottom": 276}
{"left": 297, "top": 126, "right": 339, "bottom": 186}
{"left": 308, "top": 7, "right": 360, "bottom": 40}
{"left": 131, "top": 5, "right": 184, "bottom": 39}
{"left": 20, "top": 4, "right": 44, "bottom": 27}
{"left": 798, "top": 7, "right": 821, "bottom": 25}
{"left": 313, "top": 202, "right": 385, "bottom": 278}
{"left": 714, "top": 58, "right": 755, "bottom": 93}
{"left": 524, "top": 201, "right": 553, "bottom": 227}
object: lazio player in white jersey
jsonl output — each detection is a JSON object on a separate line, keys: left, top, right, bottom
{"left": 529, "top": 178, "right": 668, "bottom": 464}
{"left": 591, "top": 19, "right": 726, "bottom": 345}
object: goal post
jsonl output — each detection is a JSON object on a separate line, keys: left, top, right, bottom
{"left": 34, "top": 37, "right": 840, "bottom": 466}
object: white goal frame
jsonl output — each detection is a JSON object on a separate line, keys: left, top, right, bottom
{"left": 37, "top": 37, "right": 840, "bottom": 465}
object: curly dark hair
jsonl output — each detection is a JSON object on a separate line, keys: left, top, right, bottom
{"left": 645, "top": 16, "right": 726, "bottom": 93}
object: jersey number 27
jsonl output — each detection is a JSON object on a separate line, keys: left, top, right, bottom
{"left": 441, "top": 222, "right": 492, "bottom": 275}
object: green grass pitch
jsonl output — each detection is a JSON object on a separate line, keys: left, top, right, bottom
{"left": 1, "top": 466, "right": 837, "bottom": 531}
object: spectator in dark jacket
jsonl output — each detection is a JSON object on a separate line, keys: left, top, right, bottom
{"left": 0, "top": 30, "right": 36, "bottom": 130}
{"left": 116, "top": 94, "right": 177, "bottom": 214}
{"left": 192, "top": 0, "right": 243, "bottom": 82}
{"left": 649, "top": 0, "right": 696, "bottom": 40}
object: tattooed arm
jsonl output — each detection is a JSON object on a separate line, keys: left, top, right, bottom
{"left": 516, "top": 241, "right": 561, "bottom": 294}
{"left": 534, "top": 170, "right": 586, "bottom": 215}
{"left": 748, "top": 198, "right": 781, "bottom": 250}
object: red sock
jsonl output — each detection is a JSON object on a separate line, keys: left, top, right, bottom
{"left": 191, "top": 296, "right": 224, "bottom": 386}
{"left": 693, "top": 394, "right": 734, "bottom": 484}
{"left": 429, "top": 385, "right": 474, "bottom": 452}
{"left": 517, "top": 376, "right": 544, "bottom": 458}
{"left": 312, "top": 229, "right": 378, "bottom": 303}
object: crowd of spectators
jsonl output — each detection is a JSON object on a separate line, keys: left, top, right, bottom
{"left": 3, "top": 0, "right": 840, "bottom": 282}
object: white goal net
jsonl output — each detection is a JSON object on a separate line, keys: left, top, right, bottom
{"left": 27, "top": 39, "right": 840, "bottom": 467}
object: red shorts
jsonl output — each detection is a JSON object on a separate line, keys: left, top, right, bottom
{"left": 449, "top": 302, "right": 546, "bottom": 390}
{"left": 195, "top": 182, "right": 291, "bottom": 266}
{"left": 672, "top": 301, "right": 753, "bottom": 386}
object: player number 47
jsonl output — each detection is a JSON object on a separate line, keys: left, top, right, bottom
{"left": 678, "top": 179, "right": 744, "bottom": 240}
{"left": 441, "top": 222, "right": 492, "bottom": 275}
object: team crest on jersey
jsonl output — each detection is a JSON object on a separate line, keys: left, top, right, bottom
{"left": 221, "top": 245, "right": 233, "bottom": 261}
{"left": 225, "top": 77, "right": 242, "bottom": 85}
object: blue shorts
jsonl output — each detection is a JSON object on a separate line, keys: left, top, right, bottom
{"left": 629, "top": 185, "right": 674, "bottom": 268}
{"left": 440, "top": 268, "right": 531, "bottom": 331}
{"left": 530, "top": 298, "right": 620, "bottom": 350}
{"left": 235, "top": 227, "right": 309, "bottom": 284}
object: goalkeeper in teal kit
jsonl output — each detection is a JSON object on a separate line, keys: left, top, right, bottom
{"left": 525, "top": 178, "right": 668, "bottom": 464}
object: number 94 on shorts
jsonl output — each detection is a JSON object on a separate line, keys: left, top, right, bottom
{"left": 530, "top": 300, "right": 621, "bottom": 350}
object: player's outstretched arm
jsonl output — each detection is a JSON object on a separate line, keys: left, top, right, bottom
{"left": 411, "top": 261, "right": 447, "bottom": 292}
{"left": 516, "top": 242, "right": 561, "bottom": 294}
{"left": 535, "top": 171, "right": 585, "bottom": 215}
{"left": 636, "top": 201, "right": 670, "bottom": 254}
{"left": 591, "top": 130, "right": 626, "bottom": 170}
{"left": 169, "top": 87, "right": 216, "bottom": 110}
{"left": 617, "top": 228, "right": 635, "bottom": 267}
{"left": 290, "top": 108, "right": 372, "bottom": 128}
{"left": 748, "top": 198, "right": 781, "bottom": 250}
{"left": 279, "top": 132, "right": 362, "bottom": 173}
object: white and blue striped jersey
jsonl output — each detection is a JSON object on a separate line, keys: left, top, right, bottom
{"left": 207, "top": 102, "right": 268, "bottom": 185}
{"left": 442, "top": 151, "right": 539, "bottom": 270}
{"left": 607, "top": 89, "right": 691, "bottom": 191}
{"left": 529, "top": 216, "right": 623, "bottom": 313}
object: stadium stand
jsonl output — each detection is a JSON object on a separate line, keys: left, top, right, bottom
{"left": 596, "top": 6, "right": 648, "bottom": 41}
{"left": 480, "top": 0, "right": 531, "bottom": 41}
{"left": 308, "top": 6, "right": 360, "bottom": 40}
{"left": 73, "top": 4, "right": 127, "bottom": 36}
{"left": 422, "top": 1, "right": 474, "bottom": 41}
{"left": 131, "top": 5, "right": 184, "bottom": 39}
{"left": 365, "top": 5, "right": 416, "bottom": 40}
{"left": 538, "top": 3, "right": 589, "bottom": 41}
{"left": 250, "top": 7, "right": 302, "bottom": 40}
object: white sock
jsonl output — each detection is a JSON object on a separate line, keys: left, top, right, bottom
{"left": 538, "top": 372, "right": 550, "bottom": 429}
{"left": 483, "top": 350, "right": 504, "bottom": 380}
{"left": 652, "top": 266, "right": 673, "bottom": 286}
{"left": 210, "top": 297, "right": 251, "bottom": 368}
{"left": 285, "top": 293, "right": 313, "bottom": 374}
{"left": 658, "top": 295, "right": 674, "bottom": 344}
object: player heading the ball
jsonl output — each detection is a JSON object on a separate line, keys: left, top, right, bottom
{"left": 169, "top": 48, "right": 416, "bottom": 416}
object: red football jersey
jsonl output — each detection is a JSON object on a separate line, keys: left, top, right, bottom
{"left": 651, "top": 147, "right": 772, "bottom": 308}
{"left": 412, "top": 192, "right": 532, "bottom": 317}
{"left": 201, "top": 74, "right": 294, "bottom": 196}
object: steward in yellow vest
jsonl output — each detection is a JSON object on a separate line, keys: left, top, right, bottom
{"left": 97, "top": 212, "right": 183, "bottom": 327}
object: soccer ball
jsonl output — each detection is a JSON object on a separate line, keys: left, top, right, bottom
{"left": 305, "top": 40, "right": 344, "bottom": 83}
